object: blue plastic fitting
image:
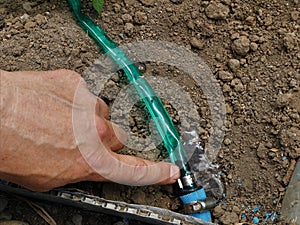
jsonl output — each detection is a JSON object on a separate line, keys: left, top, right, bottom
{"left": 180, "top": 188, "right": 212, "bottom": 222}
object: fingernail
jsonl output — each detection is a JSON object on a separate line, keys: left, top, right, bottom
{"left": 170, "top": 164, "right": 180, "bottom": 179}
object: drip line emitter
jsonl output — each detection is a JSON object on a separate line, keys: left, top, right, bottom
{"left": 68, "top": 0, "right": 216, "bottom": 222}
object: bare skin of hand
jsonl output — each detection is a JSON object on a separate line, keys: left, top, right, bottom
{"left": 0, "top": 69, "right": 180, "bottom": 192}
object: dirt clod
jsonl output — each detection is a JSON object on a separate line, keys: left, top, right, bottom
{"left": 121, "top": 14, "right": 132, "bottom": 23}
{"left": 213, "top": 205, "right": 225, "bottom": 218}
{"left": 205, "top": 2, "right": 230, "bottom": 20}
{"left": 231, "top": 36, "right": 250, "bottom": 56}
{"left": 124, "top": 22, "right": 135, "bottom": 36}
{"left": 290, "top": 11, "right": 299, "bottom": 21}
{"left": 24, "top": 21, "right": 36, "bottom": 31}
{"left": 283, "top": 33, "right": 299, "bottom": 52}
{"left": 218, "top": 71, "right": 233, "bottom": 82}
{"left": 219, "top": 211, "right": 239, "bottom": 225}
{"left": 22, "top": 2, "right": 32, "bottom": 12}
{"left": 138, "top": 0, "right": 154, "bottom": 7}
{"left": 228, "top": 59, "right": 240, "bottom": 72}
{"left": 34, "top": 14, "right": 47, "bottom": 25}
{"left": 189, "top": 37, "right": 204, "bottom": 50}
{"left": 134, "top": 11, "right": 148, "bottom": 25}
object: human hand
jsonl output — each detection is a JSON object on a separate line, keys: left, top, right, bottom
{"left": 0, "top": 69, "right": 180, "bottom": 192}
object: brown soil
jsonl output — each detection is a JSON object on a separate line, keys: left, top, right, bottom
{"left": 0, "top": 0, "right": 299, "bottom": 224}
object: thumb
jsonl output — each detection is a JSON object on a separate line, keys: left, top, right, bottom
{"left": 109, "top": 153, "right": 180, "bottom": 186}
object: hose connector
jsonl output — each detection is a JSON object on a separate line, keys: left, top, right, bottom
{"left": 177, "top": 174, "right": 198, "bottom": 193}
{"left": 183, "top": 197, "right": 216, "bottom": 214}
{"left": 180, "top": 188, "right": 213, "bottom": 222}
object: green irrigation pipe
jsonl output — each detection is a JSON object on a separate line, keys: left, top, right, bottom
{"left": 67, "top": 0, "right": 212, "bottom": 221}
{"left": 67, "top": 0, "right": 195, "bottom": 191}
